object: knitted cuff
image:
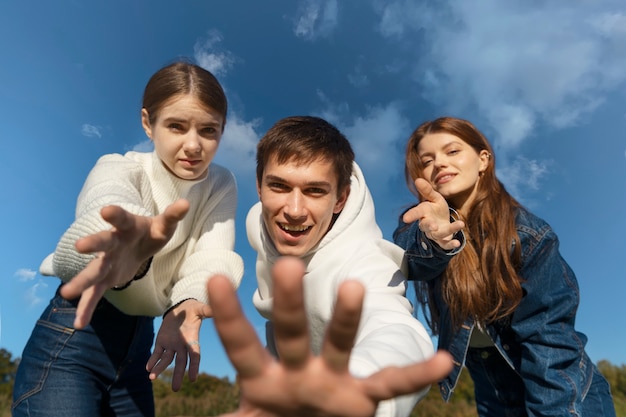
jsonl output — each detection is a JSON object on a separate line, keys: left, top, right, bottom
{"left": 111, "top": 257, "right": 153, "bottom": 291}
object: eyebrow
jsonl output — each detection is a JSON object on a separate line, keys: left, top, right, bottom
{"left": 419, "top": 140, "right": 462, "bottom": 157}
{"left": 264, "top": 174, "right": 332, "bottom": 188}
{"left": 162, "top": 116, "right": 222, "bottom": 127}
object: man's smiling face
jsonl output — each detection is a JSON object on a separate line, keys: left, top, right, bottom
{"left": 257, "top": 156, "right": 349, "bottom": 257}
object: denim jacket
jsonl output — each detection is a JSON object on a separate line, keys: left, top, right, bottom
{"left": 393, "top": 206, "right": 595, "bottom": 415}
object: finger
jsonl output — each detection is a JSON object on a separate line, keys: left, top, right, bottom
{"left": 73, "top": 285, "right": 107, "bottom": 329}
{"left": 146, "top": 346, "right": 166, "bottom": 373}
{"left": 187, "top": 340, "right": 201, "bottom": 382}
{"left": 208, "top": 275, "right": 271, "bottom": 379}
{"left": 148, "top": 349, "right": 176, "bottom": 380}
{"left": 150, "top": 199, "right": 190, "bottom": 244}
{"left": 74, "top": 230, "right": 116, "bottom": 254}
{"left": 414, "top": 178, "right": 447, "bottom": 206}
{"left": 163, "top": 199, "right": 190, "bottom": 223}
{"left": 271, "top": 257, "right": 311, "bottom": 369}
{"left": 99, "top": 205, "right": 141, "bottom": 233}
{"left": 171, "top": 350, "right": 188, "bottom": 392}
{"left": 364, "top": 351, "right": 454, "bottom": 401}
{"left": 59, "top": 256, "right": 112, "bottom": 299}
{"left": 321, "top": 280, "right": 364, "bottom": 372}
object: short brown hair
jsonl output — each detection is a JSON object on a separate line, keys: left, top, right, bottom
{"left": 256, "top": 116, "right": 355, "bottom": 195}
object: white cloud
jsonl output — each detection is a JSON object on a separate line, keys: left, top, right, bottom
{"left": 15, "top": 268, "right": 36, "bottom": 282}
{"left": 24, "top": 281, "right": 48, "bottom": 309}
{"left": 316, "top": 97, "right": 410, "bottom": 192}
{"left": 497, "top": 156, "right": 551, "bottom": 202}
{"left": 194, "top": 30, "right": 237, "bottom": 77}
{"left": 374, "top": 0, "right": 626, "bottom": 150}
{"left": 81, "top": 123, "right": 102, "bottom": 138}
{"left": 293, "top": 0, "right": 339, "bottom": 40}
{"left": 131, "top": 140, "right": 154, "bottom": 153}
{"left": 214, "top": 113, "right": 263, "bottom": 180}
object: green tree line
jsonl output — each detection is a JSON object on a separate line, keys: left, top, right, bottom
{"left": 1, "top": 348, "right": 624, "bottom": 416}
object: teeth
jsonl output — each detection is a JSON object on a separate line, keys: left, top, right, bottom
{"left": 280, "top": 224, "right": 309, "bottom": 232}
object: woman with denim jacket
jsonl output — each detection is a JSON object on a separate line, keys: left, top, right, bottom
{"left": 393, "top": 116, "right": 615, "bottom": 416}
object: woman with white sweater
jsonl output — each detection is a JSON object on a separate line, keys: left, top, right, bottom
{"left": 12, "top": 61, "right": 244, "bottom": 417}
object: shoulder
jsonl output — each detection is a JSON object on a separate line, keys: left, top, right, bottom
{"left": 514, "top": 206, "right": 559, "bottom": 257}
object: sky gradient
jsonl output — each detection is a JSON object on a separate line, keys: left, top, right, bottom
{"left": 1, "top": 0, "right": 625, "bottom": 381}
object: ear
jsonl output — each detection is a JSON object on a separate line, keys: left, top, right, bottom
{"left": 478, "top": 150, "right": 490, "bottom": 173}
{"left": 141, "top": 108, "right": 153, "bottom": 140}
{"left": 256, "top": 179, "right": 262, "bottom": 199}
{"left": 333, "top": 185, "right": 350, "bottom": 214}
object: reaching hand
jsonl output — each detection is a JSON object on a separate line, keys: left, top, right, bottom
{"left": 146, "top": 299, "right": 213, "bottom": 391}
{"left": 207, "top": 256, "right": 454, "bottom": 417}
{"left": 59, "top": 199, "right": 190, "bottom": 329}
{"left": 402, "top": 178, "right": 465, "bottom": 251}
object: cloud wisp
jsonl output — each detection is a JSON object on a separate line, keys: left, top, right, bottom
{"left": 292, "top": 0, "right": 339, "bottom": 40}
{"left": 81, "top": 124, "right": 103, "bottom": 138}
{"left": 15, "top": 268, "right": 36, "bottom": 282}
{"left": 194, "top": 30, "right": 237, "bottom": 77}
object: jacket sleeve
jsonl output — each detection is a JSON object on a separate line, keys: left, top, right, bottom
{"left": 169, "top": 167, "right": 244, "bottom": 307}
{"left": 392, "top": 210, "right": 455, "bottom": 282}
{"left": 52, "top": 154, "right": 153, "bottom": 282}
{"left": 510, "top": 219, "right": 591, "bottom": 416}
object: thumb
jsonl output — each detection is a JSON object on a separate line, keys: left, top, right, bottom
{"left": 414, "top": 178, "right": 441, "bottom": 204}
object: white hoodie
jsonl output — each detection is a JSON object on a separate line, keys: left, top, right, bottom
{"left": 246, "top": 162, "right": 434, "bottom": 417}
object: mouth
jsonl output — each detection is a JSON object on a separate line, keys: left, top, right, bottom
{"left": 278, "top": 223, "right": 311, "bottom": 235}
{"left": 180, "top": 159, "right": 202, "bottom": 167}
{"left": 435, "top": 173, "right": 455, "bottom": 185}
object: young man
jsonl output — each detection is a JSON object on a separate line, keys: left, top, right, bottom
{"left": 242, "top": 116, "right": 438, "bottom": 417}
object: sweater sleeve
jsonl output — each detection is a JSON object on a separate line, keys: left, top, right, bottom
{"left": 169, "top": 166, "right": 244, "bottom": 308}
{"left": 53, "top": 154, "right": 153, "bottom": 282}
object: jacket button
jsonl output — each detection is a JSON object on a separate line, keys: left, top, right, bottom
{"left": 480, "top": 350, "right": 490, "bottom": 359}
{"left": 421, "top": 240, "right": 428, "bottom": 250}
{"left": 503, "top": 344, "right": 510, "bottom": 350}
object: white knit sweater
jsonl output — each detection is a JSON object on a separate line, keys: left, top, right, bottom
{"left": 247, "top": 162, "right": 434, "bottom": 417}
{"left": 40, "top": 151, "right": 244, "bottom": 316}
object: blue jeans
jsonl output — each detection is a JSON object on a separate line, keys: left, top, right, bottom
{"left": 466, "top": 347, "right": 616, "bottom": 417}
{"left": 12, "top": 286, "right": 155, "bottom": 417}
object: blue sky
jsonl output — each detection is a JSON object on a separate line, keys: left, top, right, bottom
{"left": 1, "top": 0, "right": 625, "bottom": 382}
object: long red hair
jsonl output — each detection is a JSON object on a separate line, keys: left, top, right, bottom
{"left": 405, "top": 117, "right": 523, "bottom": 334}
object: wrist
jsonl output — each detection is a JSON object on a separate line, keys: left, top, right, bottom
{"left": 163, "top": 298, "right": 196, "bottom": 318}
{"left": 111, "top": 257, "right": 153, "bottom": 291}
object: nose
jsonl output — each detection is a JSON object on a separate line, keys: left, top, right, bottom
{"left": 433, "top": 153, "right": 448, "bottom": 169}
{"left": 182, "top": 132, "right": 201, "bottom": 154}
{"left": 284, "top": 190, "right": 307, "bottom": 219}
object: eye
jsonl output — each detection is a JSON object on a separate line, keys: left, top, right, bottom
{"left": 267, "top": 182, "right": 289, "bottom": 192}
{"left": 421, "top": 158, "right": 433, "bottom": 167}
{"left": 305, "top": 187, "right": 329, "bottom": 196}
{"left": 448, "top": 149, "right": 460, "bottom": 156}
{"left": 200, "top": 126, "right": 217, "bottom": 136}
{"left": 168, "top": 123, "right": 184, "bottom": 132}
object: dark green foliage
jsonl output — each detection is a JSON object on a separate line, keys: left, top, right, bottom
{"left": 1, "top": 348, "right": 624, "bottom": 417}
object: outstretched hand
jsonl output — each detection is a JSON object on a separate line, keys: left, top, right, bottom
{"left": 402, "top": 178, "right": 465, "bottom": 251}
{"left": 147, "top": 299, "right": 213, "bottom": 392}
{"left": 207, "top": 257, "right": 453, "bottom": 417}
{"left": 60, "top": 199, "right": 190, "bottom": 329}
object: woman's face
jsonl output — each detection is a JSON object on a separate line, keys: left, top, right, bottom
{"left": 141, "top": 94, "right": 224, "bottom": 180}
{"left": 417, "top": 132, "right": 489, "bottom": 211}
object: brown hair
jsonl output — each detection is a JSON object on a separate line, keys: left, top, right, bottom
{"left": 256, "top": 116, "right": 355, "bottom": 196}
{"left": 405, "top": 117, "right": 522, "bottom": 333}
{"left": 142, "top": 61, "right": 227, "bottom": 128}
